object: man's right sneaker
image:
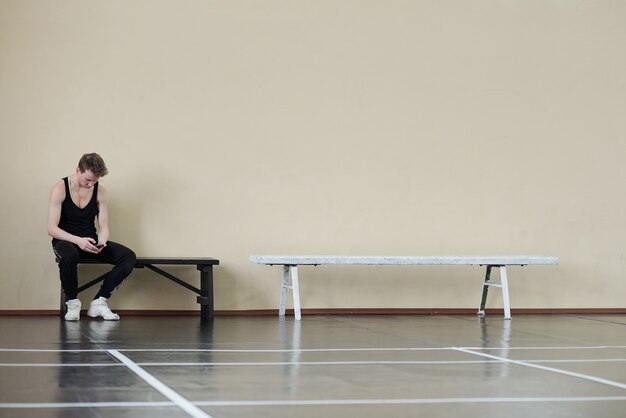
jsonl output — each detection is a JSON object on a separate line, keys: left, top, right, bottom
{"left": 65, "top": 299, "right": 81, "bottom": 321}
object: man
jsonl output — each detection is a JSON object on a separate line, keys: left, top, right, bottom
{"left": 48, "top": 153, "right": 136, "bottom": 321}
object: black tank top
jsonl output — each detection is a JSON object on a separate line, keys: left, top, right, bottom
{"left": 58, "top": 177, "right": 99, "bottom": 239}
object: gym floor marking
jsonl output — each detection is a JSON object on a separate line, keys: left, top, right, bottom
{"left": 108, "top": 349, "right": 214, "bottom": 418}
{"left": 2, "top": 344, "right": 626, "bottom": 413}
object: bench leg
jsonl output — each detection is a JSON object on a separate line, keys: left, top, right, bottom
{"left": 279, "top": 266, "right": 289, "bottom": 316}
{"left": 477, "top": 265, "right": 512, "bottom": 320}
{"left": 198, "top": 265, "right": 214, "bottom": 322}
{"left": 291, "top": 266, "right": 302, "bottom": 321}
{"left": 477, "top": 265, "right": 492, "bottom": 316}
{"left": 278, "top": 265, "right": 302, "bottom": 320}
{"left": 500, "top": 266, "right": 511, "bottom": 320}
{"left": 60, "top": 289, "right": 67, "bottom": 318}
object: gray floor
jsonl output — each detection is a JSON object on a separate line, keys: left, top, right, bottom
{"left": 1, "top": 314, "right": 626, "bottom": 417}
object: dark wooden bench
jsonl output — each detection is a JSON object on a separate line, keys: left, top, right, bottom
{"left": 58, "top": 257, "right": 220, "bottom": 321}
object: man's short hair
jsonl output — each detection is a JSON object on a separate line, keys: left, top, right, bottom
{"left": 78, "top": 153, "right": 108, "bottom": 178}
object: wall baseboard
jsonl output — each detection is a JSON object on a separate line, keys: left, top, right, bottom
{"left": 2, "top": 308, "right": 626, "bottom": 316}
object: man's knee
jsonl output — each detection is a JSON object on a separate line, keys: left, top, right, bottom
{"left": 118, "top": 248, "right": 137, "bottom": 275}
{"left": 54, "top": 242, "right": 80, "bottom": 267}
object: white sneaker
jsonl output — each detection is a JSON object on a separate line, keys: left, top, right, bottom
{"left": 65, "top": 299, "right": 81, "bottom": 321}
{"left": 87, "top": 297, "right": 120, "bottom": 321}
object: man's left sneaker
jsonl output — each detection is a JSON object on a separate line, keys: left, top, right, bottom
{"left": 87, "top": 297, "right": 120, "bottom": 320}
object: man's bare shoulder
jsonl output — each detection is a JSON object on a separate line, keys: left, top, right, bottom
{"left": 97, "top": 183, "right": 108, "bottom": 202}
{"left": 51, "top": 178, "right": 65, "bottom": 188}
{"left": 49, "top": 179, "right": 66, "bottom": 202}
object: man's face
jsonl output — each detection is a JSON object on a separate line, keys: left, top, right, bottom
{"left": 76, "top": 169, "right": 99, "bottom": 189}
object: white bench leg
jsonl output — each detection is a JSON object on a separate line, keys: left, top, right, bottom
{"left": 291, "top": 266, "right": 302, "bottom": 320}
{"left": 500, "top": 266, "right": 511, "bottom": 320}
{"left": 477, "top": 265, "right": 493, "bottom": 316}
{"left": 278, "top": 265, "right": 302, "bottom": 320}
{"left": 477, "top": 265, "right": 512, "bottom": 320}
{"left": 279, "top": 265, "right": 289, "bottom": 316}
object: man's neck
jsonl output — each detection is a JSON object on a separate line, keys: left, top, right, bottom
{"left": 69, "top": 174, "right": 87, "bottom": 192}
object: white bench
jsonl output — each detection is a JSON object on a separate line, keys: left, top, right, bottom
{"left": 249, "top": 255, "right": 559, "bottom": 320}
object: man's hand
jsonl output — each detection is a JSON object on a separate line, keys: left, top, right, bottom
{"left": 77, "top": 237, "right": 101, "bottom": 254}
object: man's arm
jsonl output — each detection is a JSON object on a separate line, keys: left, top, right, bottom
{"left": 96, "top": 185, "right": 110, "bottom": 247}
{"left": 47, "top": 181, "right": 100, "bottom": 253}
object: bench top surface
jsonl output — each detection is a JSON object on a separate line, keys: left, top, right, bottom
{"left": 250, "top": 255, "right": 559, "bottom": 266}
{"left": 77, "top": 257, "right": 219, "bottom": 266}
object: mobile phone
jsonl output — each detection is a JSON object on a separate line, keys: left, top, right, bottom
{"left": 96, "top": 243, "right": 105, "bottom": 248}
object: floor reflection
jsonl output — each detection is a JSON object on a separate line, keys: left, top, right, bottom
{"left": 279, "top": 317, "right": 301, "bottom": 395}
{"left": 479, "top": 317, "right": 511, "bottom": 377}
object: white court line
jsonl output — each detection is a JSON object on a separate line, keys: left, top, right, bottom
{"left": 118, "top": 347, "right": 458, "bottom": 353}
{"left": 135, "top": 360, "right": 497, "bottom": 367}
{"left": 0, "top": 361, "right": 493, "bottom": 367}
{"left": 469, "top": 345, "right": 626, "bottom": 351}
{"left": 0, "top": 363, "right": 122, "bottom": 367}
{"left": 0, "top": 348, "right": 105, "bottom": 352}
{"left": 4, "top": 358, "right": 626, "bottom": 368}
{"left": 532, "top": 359, "right": 626, "bottom": 363}
{"left": 108, "top": 350, "right": 213, "bottom": 418}
{"left": 2, "top": 345, "right": 626, "bottom": 353}
{"left": 115, "top": 345, "right": 626, "bottom": 352}
{"left": 0, "top": 347, "right": 452, "bottom": 353}
{"left": 3, "top": 396, "right": 626, "bottom": 409}
{"left": 0, "top": 401, "right": 174, "bottom": 409}
{"left": 194, "top": 396, "right": 626, "bottom": 407}
{"left": 455, "top": 347, "right": 626, "bottom": 390}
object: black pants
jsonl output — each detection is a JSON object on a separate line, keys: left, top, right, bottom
{"left": 52, "top": 240, "right": 136, "bottom": 300}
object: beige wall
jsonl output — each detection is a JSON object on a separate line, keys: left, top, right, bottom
{"left": 1, "top": 0, "right": 625, "bottom": 312}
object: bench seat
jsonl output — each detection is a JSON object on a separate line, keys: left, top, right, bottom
{"left": 250, "top": 255, "right": 558, "bottom": 266}
{"left": 250, "top": 255, "right": 559, "bottom": 320}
